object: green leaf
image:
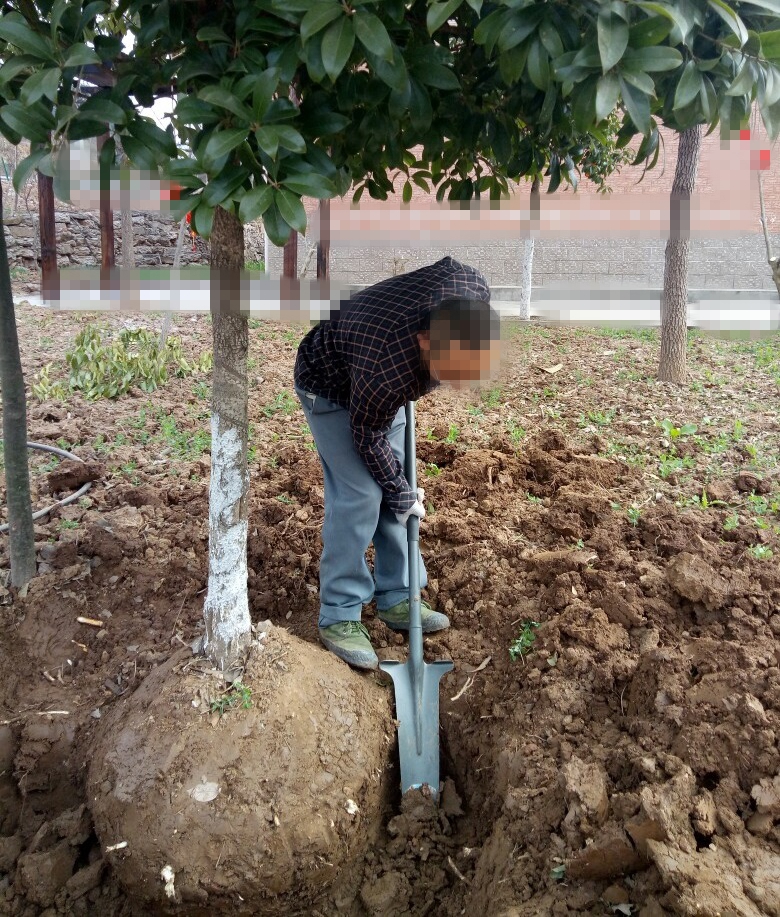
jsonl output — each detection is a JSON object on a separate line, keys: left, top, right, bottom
{"left": 275, "top": 188, "right": 307, "bottom": 233}
{"left": 619, "top": 76, "right": 651, "bottom": 133}
{"left": 12, "top": 148, "right": 47, "bottom": 193}
{"left": 198, "top": 85, "right": 253, "bottom": 122}
{"left": 499, "top": 8, "right": 544, "bottom": 52}
{"left": 474, "top": 9, "right": 507, "bottom": 57}
{"left": 0, "top": 55, "right": 39, "bottom": 85}
{"left": 761, "top": 29, "right": 780, "bottom": 61}
{"left": 353, "top": 10, "right": 393, "bottom": 61}
{"left": 628, "top": 15, "right": 672, "bottom": 47}
{"left": 571, "top": 80, "right": 596, "bottom": 132}
{"left": 597, "top": 11, "right": 629, "bottom": 72}
{"left": 250, "top": 68, "right": 281, "bottom": 122}
{"left": 596, "top": 72, "right": 621, "bottom": 120}
{"left": 201, "top": 168, "right": 249, "bottom": 208}
{"left": 402, "top": 179, "right": 413, "bottom": 202}
{"left": 465, "top": 0, "right": 483, "bottom": 12}
{"left": 538, "top": 20, "right": 564, "bottom": 59}
{"left": 79, "top": 96, "right": 127, "bottom": 126}
{"left": 63, "top": 44, "right": 101, "bottom": 67}
{"left": 281, "top": 171, "right": 336, "bottom": 197}
{"left": 623, "top": 46, "right": 683, "bottom": 72}
{"left": 119, "top": 133, "right": 158, "bottom": 171}
{"left": 127, "top": 117, "right": 178, "bottom": 158}
{"left": 301, "top": 3, "right": 343, "bottom": 42}
{"left": 619, "top": 68, "right": 655, "bottom": 95}
{"left": 427, "top": 0, "right": 462, "bottom": 34}
{"left": 0, "top": 12, "right": 55, "bottom": 61}
{"left": 527, "top": 38, "right": 550, "bottom": 91}
{"left": 98, "top": 136, "right": 116, "bottom": 174}
{"left": 238, "top": 184, "right": 275, "bottom": 223}
{"left": 193, "top": 202, "right": 215, "bottom": 238}
{"left": 255, "top": 126, "right": 280, "bottom": 158}
{"left": 674, "top": 61, "right": 704, "bottom": 110}
{"left": 707, "top": 0, "right": 748, "bottom": 46}
{"left": 20, "top": 68, "right": 61, "bottom": 106}
{"left": 726, "top": 60, "right": 756, "bottom": 96}
{"left": 321, "top": 16, "right": 355, "bottom": 80}
{"left": 499, "top": 41, "right": 530, "bottom": 85}
{"left": 0, "top": 100, "right": 55, "bottom": 142}
{"left": 202, "top": 128, "right": 248, "bottom": 169}
{"left": 196, "top": 26, "right": 232, "bottom": 42}
{"left": 262, "top": 202, "right": 294, "bottom": 247}
{"left": 275, "top": 124, "right": 307, "bottom": 153}
{"left": 412, "top": 61, "right": 460, "bottom": 90}
{"left": 635, "top": 2, "right": 691, "bottom": 42}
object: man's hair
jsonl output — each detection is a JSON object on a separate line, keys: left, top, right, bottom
{"left": 423, "top": 297, "right": 500, "bottom": 353}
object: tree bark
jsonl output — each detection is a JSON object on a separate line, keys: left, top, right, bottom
{"left": 519, "top": 177, "right": 540, "bottom": 321}
{"left": 203, "top": 205, "right": 252, "bottom": 671}
{"left": 0, "top": 180, "right": 36, "bottom": 587}
{"left": 97, "top": 134, "right": 115, "bottom": 269}
{"left": 38, "top": 171, "right": 58, "bottom": 301}
{"left": 659, "top": 126, "right": 701, "bottom": 383}
{"left": 756, "top": 170, "right": 780, "bottom": 297}
{"left": 317, "top": 199, "right": 330, "bottom": 280}
{"left": 283, "top": 230, "right": 297, "bottom": 278}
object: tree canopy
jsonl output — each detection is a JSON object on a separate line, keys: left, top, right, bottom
{"left": 0, "top": 0, "right": 779, "bottom": 244}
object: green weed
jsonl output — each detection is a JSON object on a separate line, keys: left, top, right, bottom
{"left": 748, "top": 544, "right": 774, "bottom": 560}
{"left": 723, "top": 512, "right": 740, "bottom": 532}
{"left": 627, "top": 506, "right": 641, "bottom": 526}
{"left": 509, "top": 621, "right": 540, "bottom": 663}
{"left": 210, "top": 681, "right": 253, "bottom": 716}
{"left": 58, "top": 519, "right": 79, "bottom": 531}
{"left": 424, "top": 463, "right": 442, "bottom": 477}
{"left": 445, "top": 424, "right": 460, "bottom": 444}
{"left": 262, "top": 391, "right": 298, "bottom": 417}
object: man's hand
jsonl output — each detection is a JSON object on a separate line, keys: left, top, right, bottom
{"left": 395, "top": 488, "right": 426, "bottom": 527}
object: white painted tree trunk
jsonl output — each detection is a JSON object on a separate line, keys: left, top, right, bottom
{"left": 202, "top": 206, "right": 252, "bottom": 671}
{"left": 519, "top": 239, "right": 534, "bottom": 320}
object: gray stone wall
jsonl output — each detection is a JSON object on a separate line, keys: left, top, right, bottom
{"left": 266, "top": 234, "right": 778, "bottom": 291}
{"left": 3, "top": 211, "right": 265, "bottom": 269}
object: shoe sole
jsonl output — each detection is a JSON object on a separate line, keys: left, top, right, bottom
{"left": 319, "top": 634, "right": 378, "bottom": 670}
{"left": 379, "top": 615, "right": 450, "bottom": 634}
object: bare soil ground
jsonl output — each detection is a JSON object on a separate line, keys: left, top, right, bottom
{"left": 1, "top": 297, "right": 779, "bottom": 916}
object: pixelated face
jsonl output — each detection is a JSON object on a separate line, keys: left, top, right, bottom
{"left": 418, "top": 332, "right": 501, "bottom": 389}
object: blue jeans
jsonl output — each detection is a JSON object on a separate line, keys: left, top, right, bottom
{"left": 295, "top": 386, "right": 428, "bottom": 628}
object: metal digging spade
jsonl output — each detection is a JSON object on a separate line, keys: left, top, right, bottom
{"left": 380, "top": 401, "right": 453, "bottom": 800}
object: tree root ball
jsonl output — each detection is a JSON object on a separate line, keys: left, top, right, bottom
{"left": 87, "top": 626, "right": 393, "bottom": 914}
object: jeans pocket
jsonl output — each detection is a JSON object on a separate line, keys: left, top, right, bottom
{"left": 296, "top": 388, "right": 343, "bottom": 416}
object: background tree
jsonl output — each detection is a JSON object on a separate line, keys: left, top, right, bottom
{"left": 0, "top": 178, "right": 36, "bottom": 587}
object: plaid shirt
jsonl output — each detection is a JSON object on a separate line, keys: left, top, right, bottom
{"left": 294, "top": 257, "right": 491, "bottom": 513}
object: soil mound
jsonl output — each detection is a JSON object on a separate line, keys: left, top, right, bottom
{"left": 87, "top": 626, "right": 393, "bottom": 914}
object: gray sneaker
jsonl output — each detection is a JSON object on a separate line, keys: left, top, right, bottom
{"left": 318, "top": 621, "right": 378, "bottom": 670}
{"left": 378, "top": 599, "right": 450, "bottom": 633}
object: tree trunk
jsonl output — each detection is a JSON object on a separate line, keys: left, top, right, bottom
{"left": 283, "top": 230, "right": 297, "bottom": 278}
{"left": 38, "top": 171, "right": 58, "bottom": 301}
{"left": 0, "top": 181, "right": 36, "bottom": 587}
{"left": 658, "top": 126, "right": 701, "bottom": 383}
{"left": 203, "top": 205, "right": 252, "bottom": 671}
{"left": 317, "top": 198, "right": 330, "bottom": 280}
{"left": 97, "top": 134, "right": 115, "bottom": 269}
{"left": 519, "top": 177, "right": 540, "bottom": 320}
{"left": 756, "top": 170, "right": 780, "bottom": 297}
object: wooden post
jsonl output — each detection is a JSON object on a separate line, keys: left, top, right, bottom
{"left": 37, "top": 171, "right": 58, "bottom": 300}
{"left": 317, "top": 199, "right": 330, "bottom": 280}
{"left": 283, "top": 230, "right": 297, "bottom": 278}
{"left": 97, "top": 133, "right": 115, "bottom": 269}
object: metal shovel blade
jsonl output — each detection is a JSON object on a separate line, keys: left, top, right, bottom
{"left": 379, "top": 400, "right": 453, "bottom": 800}
{"left": 379, "top": 656, "right": 453, "bottom": 798}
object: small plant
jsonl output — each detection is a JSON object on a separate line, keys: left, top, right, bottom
{"left": 627, "top": 506, "right": 641, "bottom": 526}
{"left": 481, "top": 386, "right": 502, "bottom": 409}
{"left": 573, "top": 538, "right": 585, "bottom": 549}
{"left": 748, "top": 544, "right": 774, "bottom": 560}
{"left": 550, "top": 864, "right": 566, "bottom": 881}
{"left": 210, "top": 681, "right": 253, "bottom": 716}
{"left": 245, "top": 260, "right": 265, "bottom": 271}
{"left": 31, "top": 363, "right": 67, "bottom": 401}
{"left": 261, "top": 391, "right": 298, "bottom": 417}
{"left": 424, "top": 463, "right": 442, "bottom": 477}
{"left": 445, "top": 424, "right": 460, "bottom": 444}
{"left": 723, "top": 512, "right": 740, "bottom": 531}
{"left": 506, "top": 420, "right": 525, "bottom": 445}
{"left": 509, "top": 621, "right": 540, "bottom": 663}
{"left": 732, "top": 419, "right": 745, "bottom": 440}
{"left": 193, "top": 380, "right": 210, "bottom": 400}
{"left": 58, "top": 519, "right": 79, "bottom": 531}
{"left": 578, "top": 409, "right": 615, "bottom": 428}
{"left": 658, "top": 453, "right": 695, "bottom": 479}
{"left": 276, "top": 494, "right": 293, "bottom": 504}
{"left": 527, "top": 493, "right": 544, "bottom": 505}
{"left": 659, "top": 418, "right": 697, "bottom": 440}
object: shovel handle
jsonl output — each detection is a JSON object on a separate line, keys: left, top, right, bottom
{"left": 405, "top": 402, "right": 424, "bottom": 682}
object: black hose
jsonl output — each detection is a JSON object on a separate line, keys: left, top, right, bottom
{"left": 0, "top": 441, "right": 93, "bottom": 534}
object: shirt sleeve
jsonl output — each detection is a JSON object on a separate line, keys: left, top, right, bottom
{"left": 349, "top": 372, "right": 415, "bottom": 515}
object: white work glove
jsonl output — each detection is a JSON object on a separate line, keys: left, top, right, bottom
{"left": 395, "top": 488, "right": 426, "bottom": 527}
